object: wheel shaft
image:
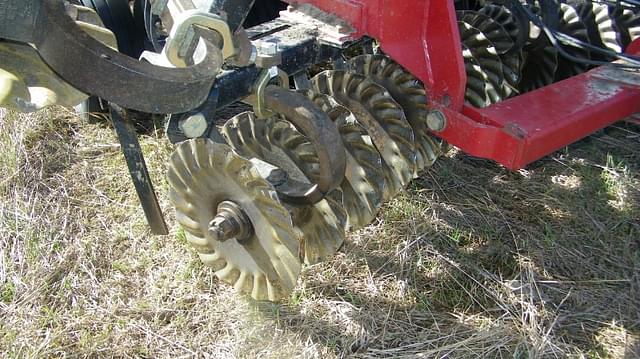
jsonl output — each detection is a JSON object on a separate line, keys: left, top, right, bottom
{"left": 208, "top": 201, "right": 253, "bottom": 242}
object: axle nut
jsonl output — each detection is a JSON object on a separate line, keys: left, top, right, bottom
{"left": 207, "top": 201, "right": 253, "bottom": 242}
{"left": 426, "top": 110, "right": 446, "bottom": 132}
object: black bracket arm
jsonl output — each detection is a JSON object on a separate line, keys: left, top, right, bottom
{"left": 110, "top": 104, "right": 169, "bottom": 235}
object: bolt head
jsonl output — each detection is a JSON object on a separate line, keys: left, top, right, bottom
{"left": 260, "top": 42, "right": 278, "bottom": 56}
{"left": 179, "top": 113, "right": 208, "bottom": 138}
{"left": 426, "top": 110, "right": 447, "bottom": 132}
{"left": 208, "top": 218, "right": 226, "bottom": 241}
{"left": 208, "top": 216, "right": 234, "bottom": 242}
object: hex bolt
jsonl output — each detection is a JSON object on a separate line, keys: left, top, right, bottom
{"left": 260, "top": 42, "right": 278, "bottom": 56}
{"left": 208, "top": 201, "right": 253, "bottom": 242}
{"left": 179, "top": 113, "right": 208, "bottom": 138}
{"left": 248, "top": 45, "right": 258, "bottom": 63}
{"left": 426, "top": 110, "right": 447, "bottom": 132}
{"left": 208, "top": 216, "right": 236, "bottom": 242}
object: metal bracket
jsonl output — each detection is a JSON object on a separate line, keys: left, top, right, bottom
{"left": 250, "top": 67, "right": 290, "bottom": 119}
{"left": 110, "top": 104, "right": 169, "bottom": 235}
{"left": 163, "top": 10, "right": 236, "bottom": 67}
{"left": 166, "top": 88, "right": 225, "bottom": 144}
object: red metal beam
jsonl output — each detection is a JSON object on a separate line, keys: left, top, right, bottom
{"left": 285, "top": 0, "right": 467, "bottom": 109}
{"left": 437, "top": 66, "right": 640, "bottom": 170}
{"left": 285, "top": 0, "right": 640, "bottom": 170}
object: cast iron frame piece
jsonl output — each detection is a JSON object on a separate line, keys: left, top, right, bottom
{"left": 0, "top": 0, "right": 219, "bottom": 114}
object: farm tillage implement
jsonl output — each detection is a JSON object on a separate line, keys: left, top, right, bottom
{"left": 1, "top": 0, "right": 639, "bottom": 301}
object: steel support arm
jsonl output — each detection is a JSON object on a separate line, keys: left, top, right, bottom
{"left": 0, "top": 0, "right": 218, "bottom": 114}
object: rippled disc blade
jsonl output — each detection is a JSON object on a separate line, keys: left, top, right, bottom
{"left": 501, "top": 51, "right": 522, "bottom": 97}
{"left": 290, "top": 189, "right": 346, "bottom": 264}
{"left": 348, "top": 54, "right": 446, "bottom": 172}
{"left": 566, "top": 0, "right": 621, "bottom": 58}
{"left": 457, "top": 11, "right": 521, "bottom": 98}
{"left": 520, "top": 45, "right": 558, "bottom": 92}
{"left": 518, "top": 1, "right": 559, "bottom": 91}
{"left": 609, "top": 3, "right": 640, "bottom": 50}
{"left": 555, "top": 3, "right": 591, "bottom": 80}
{"left": 302, "top": 90, "right": 385, "bottom": 229}
{"left": 478, "top": 4, "right": 528, "bottom": 51}
{"left": 458, "top": 20, "right": 506, "bottom": 104}
{"left": 221, "top": 112, "right": 347, "bottom": 265}
{"left": 457, "top": 10, "right": 515, "bottom": 54}
{"left": 463, "top": 47, "right": 492, "bottom": 107}
{"left": 310, "top": 70, "right": 417, "bottom": 201}
{"left": 167, "top": 139, "right": 301, "bottom": 301}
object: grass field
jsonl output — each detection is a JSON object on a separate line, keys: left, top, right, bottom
{"left": 0, "top": 107, "right": 638, "bottom": 358}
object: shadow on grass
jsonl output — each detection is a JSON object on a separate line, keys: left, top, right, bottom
{"left": 2, "top": 105, "right": 639, "bottom": 358}
{"left": 251, "top": 123, "right": 640, "bottom": 357}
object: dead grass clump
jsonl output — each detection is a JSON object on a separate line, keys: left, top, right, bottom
{"left": 1, "top": 107, "right": 639, "bottom": 358}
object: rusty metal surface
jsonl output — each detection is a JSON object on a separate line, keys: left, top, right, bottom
{"left": 311, "top": 70, "right": 416, "bottom": 200}
{"left": 300, "top": 90, "right": 385, "bottom": 230}
{"left": 348, "top": 54, "right": 446, "bottom": 172}
{"left": 263, "top": 85, "right": 346, "bottom": 205}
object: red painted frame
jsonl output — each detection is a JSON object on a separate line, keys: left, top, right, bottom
{"left": 285, "top": 0, "right": 640, "bottom": 170}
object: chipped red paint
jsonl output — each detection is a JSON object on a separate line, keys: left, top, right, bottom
{"left": 285, "top": 0, "right": 640, "bottom": 169}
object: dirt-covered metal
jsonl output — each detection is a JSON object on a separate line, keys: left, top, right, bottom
{"left": 301, "top": 91, "right": 385, "bottom": 230}
{"left": 348, "top": 54, "right": 446, "bottom": 172}
{"left": 222, "top": 112, "right": 347, "bottom": 264}
{"left": 311, "top": 70, "right": 417, "bottom": 200}
{"left": 0, "top": 0, "right": 221, "bottom": 113}
{"left": 167, "top": 139, "right": 302, "bottom": 301}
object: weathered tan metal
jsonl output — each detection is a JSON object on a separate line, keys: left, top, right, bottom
{"left": 348, "top": 54, "right": 447, "bottom": 173}
{"left": 301, "top": 91, "right": 385, "bottom": 230}
{"left": 221, "top": 112, "right": 347, "bottom": 265}
{"left": 167, "top": 139, "right": 301, "bottom": 301}
{"left": 311, "top": 70, "right": 417, "bottom": 201}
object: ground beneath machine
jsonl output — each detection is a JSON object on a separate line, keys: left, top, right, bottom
{"left": 1, "top": 107, "right": 638, "bottom": 357}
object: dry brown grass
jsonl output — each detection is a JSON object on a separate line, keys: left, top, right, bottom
{"left": 0, "top": 107, "right": 638, "bottom": 358}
